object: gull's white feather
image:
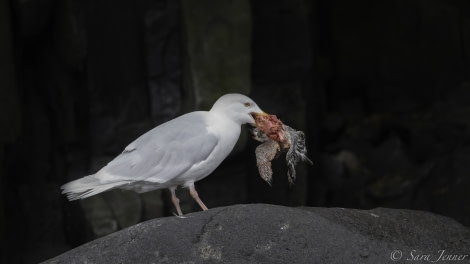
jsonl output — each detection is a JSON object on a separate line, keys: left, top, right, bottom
{"left": 61, "top": 93, "right": 264, "bottom": 210}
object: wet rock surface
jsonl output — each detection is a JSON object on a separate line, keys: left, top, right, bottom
{"left": 43, "top": 204, "right": 470, "bottom": 264}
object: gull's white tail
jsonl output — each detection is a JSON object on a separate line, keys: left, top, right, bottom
{"left": 61, "top": 175, "right": 125, "bottom": 201}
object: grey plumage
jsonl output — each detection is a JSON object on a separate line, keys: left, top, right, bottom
{"left": 252, "top": 124, "right": 312, "bottom": 186}
{"left": 284, "top": 126, "right": 313, "bottom": 185}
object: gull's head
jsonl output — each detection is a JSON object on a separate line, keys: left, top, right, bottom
{"left": 210, "top": 93, "right": 265, "bottom": 125}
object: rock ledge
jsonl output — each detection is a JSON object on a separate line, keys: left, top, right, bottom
{"left": 43, "top": 204, "right": 470, "bottom": 264}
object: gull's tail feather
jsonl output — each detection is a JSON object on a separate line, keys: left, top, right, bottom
{"left": 61, "top": 175, "right": 126, "bottom": 201}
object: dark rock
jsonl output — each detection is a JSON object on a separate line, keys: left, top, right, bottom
{"left": 252, "top": 0, "right": 312, "bottom": 81}
{"left": 323, "top": 112, "right": 346, "bottom": 141}
{"left": 18, "top": 184, "right": 70, "bottom": 263}
{"left": 181, "top": 0, "right": 251, "bottom": 110}
{"left": 149, "top": 79, "right": 182, "bottom": 121}
{"left": 321, "top": 153, "right": 345, "bottom": 190}
{"left": 43, "top": 204, "right": 470, "bottom": 264}
{"left": 0, "top": 0, "right": 21, "bottom": 144}
{"left": 366, "top": 135, "right": 415, "bottom": 199}
{"left": 14, "top": 0, "right": 55, "bottom": 37}
{"left": 145, "top": 1, "right": 182, "bottom": 122}
{"left": 53, "top": 0, "right": 87, "bottom": 71}
{"left": 435, "top": 146, "right": 470, "bottom": 226}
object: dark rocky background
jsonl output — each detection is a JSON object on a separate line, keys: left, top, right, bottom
{"left": 0, "top": 0, "right": 469, "bottom": 263}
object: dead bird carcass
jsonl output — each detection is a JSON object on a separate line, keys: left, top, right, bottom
{"left": 251, "top": 114, "right": 313, "bottom": 186}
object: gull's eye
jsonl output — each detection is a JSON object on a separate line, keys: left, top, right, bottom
{"left": 244, "top": 102, "right": 251, "bottom": 107}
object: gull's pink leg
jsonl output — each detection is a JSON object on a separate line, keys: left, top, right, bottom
{"left": 189, "top": 184, "right": 208, "bottom": 211}
{"left": 169, "top": 187, "right": 183, "bottom": 216}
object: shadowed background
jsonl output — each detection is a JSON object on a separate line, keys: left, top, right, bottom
{"left": 0, "top": 0, "right": 469, "bottom": 263}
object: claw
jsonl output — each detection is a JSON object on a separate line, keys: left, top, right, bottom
{"left": 173, "top": 212, "right": 189, "bottom": 219}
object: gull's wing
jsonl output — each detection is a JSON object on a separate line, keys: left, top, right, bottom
{"left": 95, "top": 112, "right": 219, "bottom": 184}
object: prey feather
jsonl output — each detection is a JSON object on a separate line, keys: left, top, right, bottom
{"left": 251, "top": 114, "right": 312, "bottom": 186}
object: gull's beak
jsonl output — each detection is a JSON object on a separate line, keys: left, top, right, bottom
{"left": 249, "top": 111, "right": 268, "bottom": 127}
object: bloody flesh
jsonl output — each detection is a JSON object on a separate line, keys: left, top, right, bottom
{"left": 254, "top": 114, "right": 290, "bottom": 149}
